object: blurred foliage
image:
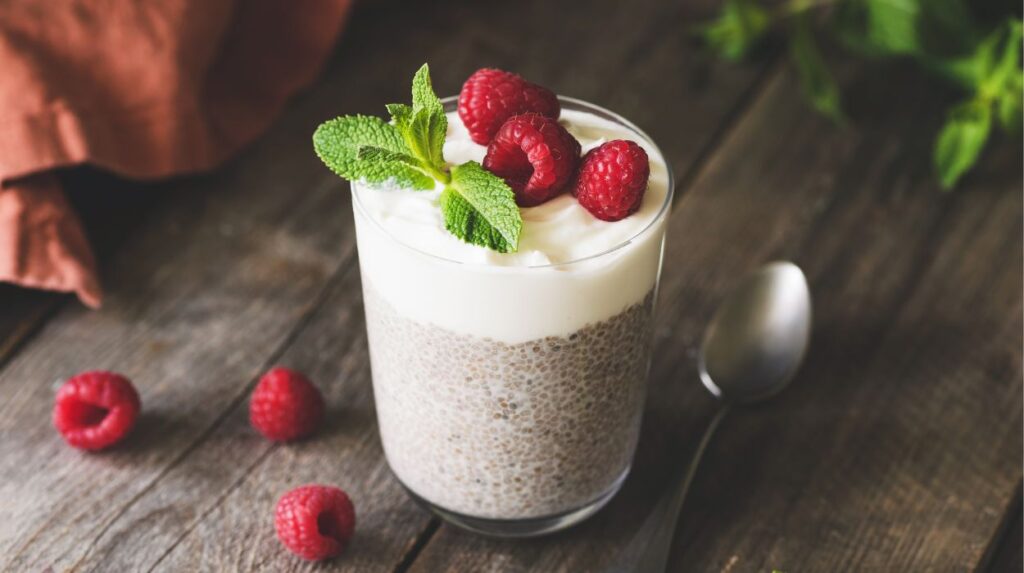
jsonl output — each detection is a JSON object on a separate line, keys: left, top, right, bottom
{"left": 700, "top": 0, "right": 1023, "bottom": 190}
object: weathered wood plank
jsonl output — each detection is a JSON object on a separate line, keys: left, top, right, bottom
{"left": 0, "top": 286, "right": 59, "bottom": 365}
{"left": 663, "top": 73, "right": 1022, "bottom": 573}
{"left": 407, "top": 61, "right": 1023, "bottom": 571}
{"left": 148, "top": 258, "right": 429, "bottom": 572}
{"left": 677, "top": 157, "right": 1020, "bottom": 571}
{"left": 0, "top": 0, "right": 778, "bottom": 570}
{"left": 983, "top": 485, "right": 1022, "bottom": 573}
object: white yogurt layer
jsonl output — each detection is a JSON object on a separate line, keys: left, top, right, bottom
{"left": 356, "top": 109, "right": 670, "bottom": 266}
{"left": 353, "top": 105, "right": 671, "bottom": 343}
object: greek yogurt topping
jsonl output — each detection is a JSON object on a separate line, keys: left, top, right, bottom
{"left": 354, "top": 108, "right": 670, "bottom": 267}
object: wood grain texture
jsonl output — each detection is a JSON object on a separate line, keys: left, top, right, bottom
{"left": 0, "top": 286, "right": 60, "bottom": 366}
{"left": 1, "top": 0, "right": 1020, "bottom": 570}
{"left": 407, "top": 60, "right": 1024, "bottom": 572}
{"left": 0, "top": 0, "right": 777, "bottom": 570}
{"left": 148, "top": 259, "right": 428, "bottom": 572}
{"left": 984, "top": 485, "right": 1023, "bottom": 573}
{"left": 664, "top": 66, "right": 1022, "bottom": 573}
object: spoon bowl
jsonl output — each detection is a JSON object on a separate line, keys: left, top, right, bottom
{"left": 699, "top": 261, "right": 812, "bottom": 403}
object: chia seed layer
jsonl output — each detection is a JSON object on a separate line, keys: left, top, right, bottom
{"left": 363, "top": 283, "right": 656, "bottom": 519}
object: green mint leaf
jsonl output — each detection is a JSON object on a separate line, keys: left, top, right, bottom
{"left": 836, "top": 0, "right": 920, "bottom": 56}
{"left": 439, "top": 189, "right": 513, "bottom": 252}
{"left": 313, "top": 115, "right": 433, "bottom": 189}
{"left": 314, "top": 115, "right": 407, "bottom": 163}
{"left": 362, "top": 162, "right": 436, "bottom": 190}
{"left": 387, "top": 103, "right": 413, "bottom": 132}
{"left": 699, "top": 0, "right": 770, "bottom": 61}
{"left": 357, "top": 145, "right": 422, "bottom": 166}
{"left": 404, "top": 108, "right": 447, "bottom": 173}
{"left": 982, "top": 20, "right": 1023, "bottom": 98}
{"left": 931, "top": 53, "right": 990, "bottom": 91}
{"left": 934, "top": 98, "right": 992, "bottom": 190}
{"left": 959, "top": 20, "right": 1014, "bottom": 90}
{"left": 790, "top": 16, "right": 844, "bottom": 123}
{"left": 930, "top": 19, "right": 1022, "bottom": 91}
{"left": 412, "top": 63, "right": 445, "bottom": 117}
{"left": 402, "top": 64, "right": 448, "bottom": 172}
{"left": 441, "top": 161, "right": 522, "bottom": 253}
{"left": 389, "top": 100, "right": 446, "bottom": 173}
{"left": 836, "top": 0, "right": 977, "bottom": 59}
{"left": 997, "top": 74, "right": 1023, "bottom": 134}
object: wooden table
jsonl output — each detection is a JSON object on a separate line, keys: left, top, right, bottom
{"left": 1, "top": 1, "right": 1021, "bottom": 571}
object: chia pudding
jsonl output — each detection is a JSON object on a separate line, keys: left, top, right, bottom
{"left": 351, "top": 97, "right": 673, "bottom": 534}
{"left": 365, "top": 283, "right": 656, "bottom": 518}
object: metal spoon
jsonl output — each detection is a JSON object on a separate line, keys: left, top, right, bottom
{"left": 615, "top": 261, "right": 812, "bottom": 572}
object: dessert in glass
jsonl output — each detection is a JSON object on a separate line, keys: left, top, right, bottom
{"left": 316, "top": 66, "right": 673, "bottom": 537}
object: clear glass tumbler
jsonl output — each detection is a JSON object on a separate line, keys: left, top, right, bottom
{"left": 353, "top": 97, "right": 674, "bottom": 537}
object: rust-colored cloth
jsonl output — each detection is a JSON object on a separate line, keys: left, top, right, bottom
{"left": 0, "top": 0, "right": 353, "bottom": 307}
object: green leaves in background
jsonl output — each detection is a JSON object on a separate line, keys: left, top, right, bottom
{"left": 841, "top": 0, "right": 922, "bottom": 55}
{"left": 934, "top": 99, "right": 992, "bottom": 189}
{"left": 790, "top": 14, "right": 844, "bottom": 122}
{"left": 313, "top": 63, "right": 522, "bottom": 252}
{"left": 837, "top": 0, "right": 977, "bottom": 58}
{"left": 701, "top": 0, "right": 1023, "bottom": 190}
{"left": 997, "top": 73, "right": 1022, "bottom": 134}
{"left": 700, "top": 0, "right": 771, "bottom": 61}
{"left": 931, "top": 19, "right": 1022, "bottom": 188}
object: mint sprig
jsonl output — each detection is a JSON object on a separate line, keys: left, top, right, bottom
{"left": 313, "top": 63, "right": 522, "bottom": 252}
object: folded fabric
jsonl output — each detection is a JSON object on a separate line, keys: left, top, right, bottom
{"left": 0, "top": 0, "right": 353, "bottom": 307}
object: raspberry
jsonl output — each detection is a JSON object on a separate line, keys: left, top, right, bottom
{"left": 483, "top": 113, "right": 581, "bottom": 207}
{"left": 458, "top": 68, "right": 560, "bottom": 145}
{"left": 573, "top": 140, "right": 651, "bottom": 221}
{"left": 53, "top": 371, "right": 141, "bottom": 451}
{"left": 275, "top": 484, "right": 356, "bottom": 561}
{"left": 249, "top": 367, "right": 324, "bottom": 442}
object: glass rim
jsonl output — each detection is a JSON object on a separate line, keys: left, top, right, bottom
{"left": 351, "top": 95, "right": 675, "bottom": 269}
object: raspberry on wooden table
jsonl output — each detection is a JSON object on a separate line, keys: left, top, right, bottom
{"left": 483, "top": 112, "right": 581, "bottom": 207}
{"left": 249, "top": 367, "right": 324, "bottom": 442}
{"left": 573, "top": 139, "right": 650, "bottom": 221}
{"left": 275, "top": 484, "right": 356, "bottom": 561}
{"left": 52, "top": 370, "right": 141, "bottom": 451}
{"left": 458, "top": 68, "right": 560, "bottom": 145}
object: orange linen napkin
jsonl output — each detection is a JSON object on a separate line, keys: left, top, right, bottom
{"left": 0, "top": 0, "right": 353, "bottom": 307}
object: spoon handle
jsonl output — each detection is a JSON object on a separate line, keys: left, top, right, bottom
{"left": 614, "top": 404, "right": 731, "bottom": 573}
